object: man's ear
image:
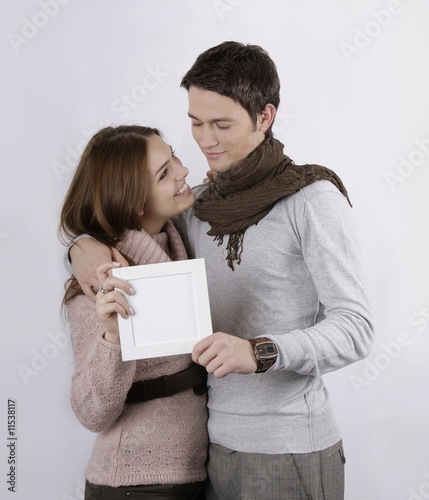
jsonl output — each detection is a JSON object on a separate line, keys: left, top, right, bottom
{"left": 258, "top": 103, "right": 276, "bottom": 133}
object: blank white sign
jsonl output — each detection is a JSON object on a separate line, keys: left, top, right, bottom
{"left": 112, "top": 259, "right": 213, "bottom": 360}
{"left": 131, "top": 272, "right": 199, "bottom": 346}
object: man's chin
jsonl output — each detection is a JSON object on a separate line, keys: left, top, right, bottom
{"left": 207, "top": 160, "right": 234, "bottom": 174}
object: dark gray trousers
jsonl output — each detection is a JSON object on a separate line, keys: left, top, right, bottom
{"left": 205, "top": 440, "right": 345, "bottom": 500}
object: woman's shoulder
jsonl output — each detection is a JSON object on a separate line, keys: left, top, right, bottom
{"left": 66, "top": 293, "right": 96, "bottom": 323}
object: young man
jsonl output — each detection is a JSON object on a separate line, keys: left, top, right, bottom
{"left": 70, "top": 42, "right": 374, "bottom": 499}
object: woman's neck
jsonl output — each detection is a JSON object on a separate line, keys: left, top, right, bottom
{"left": 140, "top": 216, "right": 166, "bottom": 235}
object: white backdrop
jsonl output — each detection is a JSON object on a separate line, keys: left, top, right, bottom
{"left": 2, "top": 1, "right": 428, "bottom": 499}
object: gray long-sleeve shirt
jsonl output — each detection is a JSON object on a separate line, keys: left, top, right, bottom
{"left": 175, "top": 180, "right": 374, "bottom": 454}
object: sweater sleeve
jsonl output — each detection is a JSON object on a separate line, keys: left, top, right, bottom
{"left": 270, "top": 187, "right": 374, "bottom": 377}
{"left": 67, "top": 295, "right": 137, "bottom": 432}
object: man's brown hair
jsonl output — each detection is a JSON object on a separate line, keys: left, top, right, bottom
{"left": 181, "top": 41, "right": 280, "bottom": 137}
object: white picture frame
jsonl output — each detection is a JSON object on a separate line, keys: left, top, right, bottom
{"left": 112, "top": 258, "right": 213, "bottom": 361}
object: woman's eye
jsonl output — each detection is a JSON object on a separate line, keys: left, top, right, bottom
{"left": 160, "top": 169, "right": 167, "bottom": 180}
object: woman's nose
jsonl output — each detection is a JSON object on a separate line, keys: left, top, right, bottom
{"left": 174, "top": 162, "right": 188, "bottom": 180}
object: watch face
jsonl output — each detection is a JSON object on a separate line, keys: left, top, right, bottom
{"left": 261, "top": 345, "right": 276, "bottom": 354}
{"left": 257, "top": 343, "right": 278, "bottom": 359}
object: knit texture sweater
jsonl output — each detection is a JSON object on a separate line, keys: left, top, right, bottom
{"left": 175, "top": 180, "right": 374, "bottom": 454}
{"left": 67, "top": 221, "right": 208, "bottom": 487}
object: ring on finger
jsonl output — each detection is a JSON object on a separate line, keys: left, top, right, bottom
{"left": 100, "top": 284, "right": 113, "bottom": 294}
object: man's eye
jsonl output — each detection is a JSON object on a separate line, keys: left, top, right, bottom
{"left": 192, "top": 122, "right": 202, "bottom": 127}
{"left": 217, "top": 124, "right": 231, "bottom": 130}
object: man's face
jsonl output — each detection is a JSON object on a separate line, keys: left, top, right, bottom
{"left": 187, "top": 86, "right": 266, "bottom": 173}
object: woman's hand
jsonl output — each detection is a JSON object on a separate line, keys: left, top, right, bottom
{"left": 95, "top": 262, "right": 135, "bottom": 344}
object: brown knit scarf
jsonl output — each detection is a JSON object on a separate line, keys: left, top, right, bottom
{"left": 193, "top": 137, "right": 352, "bottom": 270}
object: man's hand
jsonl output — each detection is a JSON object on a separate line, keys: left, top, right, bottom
{"left": 192, "top": 332, "right": 257, "bottom": 378}
{"left": 69, "top": 238, "right": 129, "bottom": 301}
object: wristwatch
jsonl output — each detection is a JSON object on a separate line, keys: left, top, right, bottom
{"left": 248, "top": 337, "right": 278, "bottom": 373}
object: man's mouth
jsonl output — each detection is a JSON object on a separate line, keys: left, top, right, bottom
{"left": 204, "top": 151, "right": 225, "bottom": 160}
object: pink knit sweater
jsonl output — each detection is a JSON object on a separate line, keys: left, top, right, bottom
{"left": 67, "top": 222, "right": 208, "bottom": 487}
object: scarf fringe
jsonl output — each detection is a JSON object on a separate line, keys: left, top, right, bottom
{"left": 214, "top": 231, "right": 245, "bottom": 271}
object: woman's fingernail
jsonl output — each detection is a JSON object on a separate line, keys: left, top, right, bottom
{"left": 129, "top": 308, "right": 135, "bottom": 315}
{"left": 112, "top": 262, "right": 120, "bottom": 266}
{"left": 129, "top": 287, "right": 135, "bottom": 295}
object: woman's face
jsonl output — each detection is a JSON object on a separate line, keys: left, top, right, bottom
{"left": 140, "top": 134, "right": 196, "bottom": 234}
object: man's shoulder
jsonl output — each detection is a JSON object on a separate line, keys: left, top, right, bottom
{"left": 277, "top": 180, "right": 348, "bottom": 209}
{"left": 300, "top": 179, "right": 345, "bottom": 199}
{"left": 270, "top": 180, "right": 351, "bottom": 229}
{"left": 191, "top": 182, "right": 209, "bottom": 197}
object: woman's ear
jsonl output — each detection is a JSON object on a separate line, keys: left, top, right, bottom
{"left": 258, "top": 103, "right": 276, "bottom": 133}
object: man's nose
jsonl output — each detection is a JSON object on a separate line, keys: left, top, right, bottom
{"left": 199, "top": 126, "right": 218, "bottom": 148}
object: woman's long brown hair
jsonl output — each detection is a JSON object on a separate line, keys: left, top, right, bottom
{"left": 59, "top": 125, "right": 159, "bottom": 305}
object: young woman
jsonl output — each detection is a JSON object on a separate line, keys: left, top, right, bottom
{"left": 59, "top": 125, "right": 208, "bottom": 500}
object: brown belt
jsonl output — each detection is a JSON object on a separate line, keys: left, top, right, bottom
{"left": 126, "top": 362, "right": 207, "bottom": 404}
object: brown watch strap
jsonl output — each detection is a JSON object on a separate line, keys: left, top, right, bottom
{"left": 248, "top": 337, "right": 278, "bottom": 373}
